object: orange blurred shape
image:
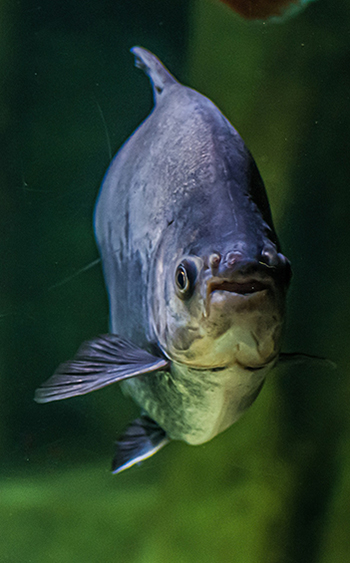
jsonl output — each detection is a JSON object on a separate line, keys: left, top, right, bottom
{"left": 219, "top": 0, "right": 299, "bottom": 19}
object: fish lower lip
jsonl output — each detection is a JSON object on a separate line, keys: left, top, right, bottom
{"left": 209, "top": 279, "right": 270, "bottom": 295}
{"left": 243, "top": 363, "right": 269, "bottom": 371}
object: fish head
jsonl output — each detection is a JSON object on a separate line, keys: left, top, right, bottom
{"left": 150, "top": 227, "right": 291, "bottom": 371}
{"left": 128, "top": 48, "right": 292, "bottom": 372}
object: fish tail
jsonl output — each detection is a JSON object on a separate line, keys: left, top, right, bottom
{"left": 131, "top": 46, "right": 177, "bottom": 101}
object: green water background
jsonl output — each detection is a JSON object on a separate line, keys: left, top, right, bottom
{"left": 1, "top": 0, "right": 350, "bottom": 561}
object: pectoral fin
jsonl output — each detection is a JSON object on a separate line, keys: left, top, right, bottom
{"left": 279, "top": 352, "right": 336, "bottom": 369}
{"left": 112, "top": 415, "right": 169, "bottom": 474}
{"left": 34, "top": 334, "right": 169, "bottom": 403}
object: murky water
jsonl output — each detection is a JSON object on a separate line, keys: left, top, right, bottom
{"left": 2, "top": 1, "right": 350, "bottom": 562}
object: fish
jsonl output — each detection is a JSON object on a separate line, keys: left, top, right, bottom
{"left": 218, "top": 0, "right": 316, "bottom": 20}
{"left": 35, "top": 47, "right": 292, "bottom": 474}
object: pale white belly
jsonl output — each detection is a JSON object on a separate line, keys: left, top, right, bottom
{"left": 122, "top": 361, "right": 270, "bottom": 445}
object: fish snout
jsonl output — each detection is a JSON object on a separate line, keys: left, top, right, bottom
{"left": 207, "top": 245, "right": 291, "bottom": 296}
{"left": 259, "top": 246, "right": 292, "bottom": 287}
{"left": 208, "top": 250, "right": 247, "bottom": 274}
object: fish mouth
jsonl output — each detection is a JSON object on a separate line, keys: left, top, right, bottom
{"left": 205, "top": 276, "right": 272, "bottom": 318}
{"left": 208, "top": 277, "right": 271, "bottom": 295}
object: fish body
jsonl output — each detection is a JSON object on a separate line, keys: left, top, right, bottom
{"left": 36, "top": 48, "right": 291, "bottom": 472}
{"left": 121, "top": 363, "right": 268, "bottom": 446}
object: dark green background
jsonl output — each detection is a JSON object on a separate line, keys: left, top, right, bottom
{"left": 1, "top": 0, "right": 350, "bottom": 561}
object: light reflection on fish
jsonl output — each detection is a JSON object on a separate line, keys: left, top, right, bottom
{"left": 35, "top": 47, "right": 292, "bottom": 473}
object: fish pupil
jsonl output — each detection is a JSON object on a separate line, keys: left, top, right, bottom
{"left": 176, "top": 266, "right": 188, "bottom": 291}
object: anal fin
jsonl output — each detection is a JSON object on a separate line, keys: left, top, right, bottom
{"left": 112, "top": 415, "right": 169, "bottom": 474}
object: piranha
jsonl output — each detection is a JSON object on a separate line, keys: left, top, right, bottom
{"left": 35, "top": 47, "right": 292, "bottom": 473}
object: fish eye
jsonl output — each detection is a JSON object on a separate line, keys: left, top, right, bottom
{"left": 175, "top": 259, "right": 198, "bottom": 299}
{"left": 176, "top": 265, "right": 189, "bottom": 292}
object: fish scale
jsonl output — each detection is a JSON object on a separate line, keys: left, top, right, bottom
{"left": 35, "top": 47, "right": 291, "bottom": 474}
{"left": 122, "top": 362, "right": 268, "bottom": 445}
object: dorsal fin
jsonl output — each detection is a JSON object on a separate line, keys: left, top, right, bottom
{"left": 131, "top": 46, "right": 177, "bottom": 102}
